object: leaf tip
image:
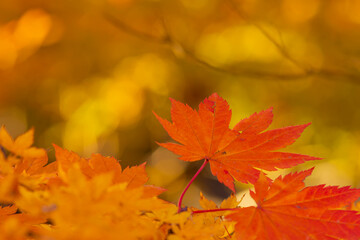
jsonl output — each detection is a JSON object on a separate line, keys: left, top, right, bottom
{"left": 52, "top": 143, "right": 60, "bottom": 150}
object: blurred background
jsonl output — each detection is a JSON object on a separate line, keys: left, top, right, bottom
{"left": 1, "top": 0, "right": 360, "bottom": 207}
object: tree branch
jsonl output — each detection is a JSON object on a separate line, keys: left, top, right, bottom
{"left": 103, "top": 9, "right": 360, "bottom": 83}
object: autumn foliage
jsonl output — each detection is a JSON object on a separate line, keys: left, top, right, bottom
{"left": 1, "top": 93, "right": 360, "bottom": 239}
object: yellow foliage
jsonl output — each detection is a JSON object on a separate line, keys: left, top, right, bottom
{"left": 0, "top": 127, "right": 231, "bottom": 240}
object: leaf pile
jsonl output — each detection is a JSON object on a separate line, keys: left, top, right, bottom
{"left": 1, "top": 93, "right": 360, "bottom": 239}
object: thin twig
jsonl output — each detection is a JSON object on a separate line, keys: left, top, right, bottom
{"left": 226, "top": 0, "right": 308, "bottom": 72}
{"left": 192, "top": 207, "right": 237, "bottom": 214}
{"left": 103, "top": 10, "right": 360, "bottom": 83}
{"left": 104, "top": 13, "right": 171, "bottom": 45}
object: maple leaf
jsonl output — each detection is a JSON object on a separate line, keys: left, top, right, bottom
{"left": 168, "top": 212, "right": 227, "bottom": 240}
{"left": 0, "top": 127, "right": 56, "bottom": 202}
{"left": 155, "top": 93, "right": 319, "bottom": 191}
{"left": 0, "top": 126, "right": 51, "bottom": 176}
{"left": 226, "top": 169, "right": 360, "bottom": 240}
{"left": 38, "top": 164, "right": 168, "bottom": 240}
{"left": 0, "top": 126, "right": 46, "bottom": 159}
{"left": 53, "top": 145, "right": 164, "bottom": 197}
{"left": 198, "top": 192, "right": 241, "bottom": 217}
{"left": 195, "top": 192, "right": 241, "bottom": 238}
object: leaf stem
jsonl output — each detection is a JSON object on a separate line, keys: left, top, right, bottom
{"left": 177, "top": 158, "right": 209, "bottom": 213}
{"left": 222, "top": 217, "right": 232, "bottom": 238}
{"left": 191, "top": 208, "right": 238, "bottom": 214}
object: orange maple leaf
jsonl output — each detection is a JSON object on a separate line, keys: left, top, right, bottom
{"left": 226, "top": 169, "right": 360, "bottom": 240}
{"left": 155, "top": 93, "right": 319, "bottom": 191}
{"left": 0, "top": 126, "right": 46, "bottom": 159}
{"left": 0, "top": 127, "right": 55, "bottom": 201}
{"left": 0, "top": 126, "right": 51, "bottom": 176}
{"left": 53, "top": 144, "right": 149, "bottom": 186}
{"left": 53, "top": 145, "right": 164, "bottom": 197}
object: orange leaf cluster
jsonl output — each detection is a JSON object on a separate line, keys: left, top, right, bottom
{"left": 1, "top": 93, "right": 360, "bottom": 239}
{"left": 0, "top": 126, "right": 229, "bottom": 240}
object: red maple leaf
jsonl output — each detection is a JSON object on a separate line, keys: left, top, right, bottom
{"left": 226, "top": 169, "right": 360, "bottom": 240}
{"left": 154, "top": 93, "right": 319, "bottom": 191}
